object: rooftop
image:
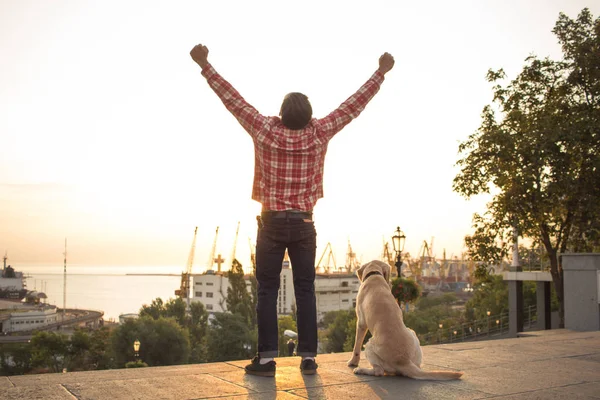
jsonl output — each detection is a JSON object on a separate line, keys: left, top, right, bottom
{"left": 2, "top": 329, "right": 600, "bottom": 399}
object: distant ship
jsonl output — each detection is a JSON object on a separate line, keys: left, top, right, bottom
{"left": 0, "top": 253, "right": 28, "bottom": 300}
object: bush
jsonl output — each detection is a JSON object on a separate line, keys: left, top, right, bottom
{"left": 125, "top": 360, "right": 148, "bottom": 368}
{"left": 391, "top": 277, "right": 422, "bottom": 304}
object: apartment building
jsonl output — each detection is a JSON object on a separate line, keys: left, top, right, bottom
{"left": 190, "top": 259, "right": 360, "bottom": 322}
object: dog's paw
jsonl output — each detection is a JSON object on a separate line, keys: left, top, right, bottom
{"left": 353, "top": 367, "right": 362, "bottom": 375}
{"left": 347, "top": 358, "right": 359, "bottom": 367}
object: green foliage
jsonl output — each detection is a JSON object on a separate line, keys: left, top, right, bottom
{"left": 30, "top": 331, "right": 69, "bottom": 373}
{"left": 464, "top": 275, "right": 509, "bottom": 319}
{"left": 205, "top": 312, "right": 252, "bottom": 362}
{"left": 0, "top": 343, "right": 33, "bottom": 375}
{"left": 464, "top": 274, "right": 558, "bottom": 322}
{"left": 391, "top": 277, "right": 422, "bottom": 304}
{"left": 226, "top": 259, "right": 254, "bottom": 326}
{"left": 453, "top": 8, "right": 600, "bottom": 326}
{"left": 139, "top": 296, "right": 209, "bottom": 364}
{"left": 68, "top": 329, "right": 91, "bottom": 371}
{"left": 322, "top": 309, "right": 354, "bottom": 353}
{"left": 188, "top": 301, "right": 209, "bottom": 363}
{"left": 87, "top": 327, "right": 115, "bottom": 370}
{"left": 403, "top": 294, "right": 463, "bottom": 336}
{"left": 140, "top": 297, "right": 187, "bottom": 326}
{"left": 343, "top": 312, "right": 371, "bottom": 352}
{"left": 139, "top": 297, "right": 164, "bottom": 320}
{"left": 110, "top": 317, "right": 190, "bottom": 367}
{"left": 125, "top": 360, "right": 148, "bottom": 368}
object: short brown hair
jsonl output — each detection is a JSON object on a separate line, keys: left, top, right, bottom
{"left": 280, "top": 92, "right": 312, "bottom": 130}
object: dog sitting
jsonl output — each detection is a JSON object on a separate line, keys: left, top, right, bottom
{"left": 347, "top": 260, "right": 463, "bottom": 380}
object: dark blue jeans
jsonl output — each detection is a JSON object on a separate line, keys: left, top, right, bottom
{"left": 255, "top": 213, "right": 317, "bottom": 358}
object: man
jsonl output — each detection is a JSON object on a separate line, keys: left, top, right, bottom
{"left": 190, "top": 44, "right": 394, "bottom": 377}
{"left": 287, "top": 338, "right": 296, "bottom": 357}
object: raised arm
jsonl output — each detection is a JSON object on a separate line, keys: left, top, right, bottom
{"left": 190, "top": 44, "right": 266, "bottom": 136}
{"left": 318, "top": 53, "right": 395, "bottom": 140}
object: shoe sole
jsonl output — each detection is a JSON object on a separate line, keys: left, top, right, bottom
{"left": 245, "top": 369, "right": 275, "bottom": 377}
{"left": 301, "top": 369, "right": 317, "bottom": 375}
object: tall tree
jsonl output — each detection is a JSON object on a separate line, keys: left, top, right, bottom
{"left": 205, "top": 312, "right": 252, "bottom": 362}
{"left": 226, "top": 259, "right": 253, "bottom": 326}
{"left": 30, "top": 331, "right": 69, "bottom": 373}
{"left": 188, "top": 301, "right": 209, "bottom": 363}
{"left": 139, "top": 296, "right": 208, "bottom": 364}
{"left": 139, "top": 298, "right": 165, "bottom": 320}
{"left": 110, "top": 317, "right": 190, "bottom": 367}
{"left": 453, "top": 8, "right": 600, "bottom": 327}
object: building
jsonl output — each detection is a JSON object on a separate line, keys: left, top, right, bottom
{"left": 191, "top": 269, "right": 230, "bottom": 313}
{"left": 190, "top": 258, "right": 360, "bottom": 322}
{"left": 0, "top": 299, "right": 59, "bottom": 334}
{"left": 314, "top": 273, "right": 360, "bottom": 321}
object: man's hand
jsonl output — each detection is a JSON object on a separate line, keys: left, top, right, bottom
{"left": 378, "top": 52, "right": 394, "bottom": 75}
{"left": 190, "top": 44, "right": 209, "bottom": 69}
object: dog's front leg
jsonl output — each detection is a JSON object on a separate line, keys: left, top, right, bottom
{"left": 347, "top": 318, "right": 368, "bottom": 367}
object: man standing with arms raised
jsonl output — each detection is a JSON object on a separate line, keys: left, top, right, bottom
{"left": 190, "top": 44, "right": 394, "bottom": 376}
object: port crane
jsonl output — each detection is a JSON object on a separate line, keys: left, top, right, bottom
{"left": 207, "top": 227, "right": 220, "bottom": 271}
{"left": 230, "top": 221, "right": 240, "bottom": 267}
{"left": 382, "top": 239, "right": 395, "bottom": 267}
{"left": 316, "top": 242, "right": 337, "bottom": 273}
{"left": 345, "top": 239, "right": 361, "bottom": 272}
{"left": 175, "top": 227, "right": 198, "bottom": 305}
{"left": 419, "top": 237, "right": 435, "bottom": 277}
{"left": 382, "top": 239, "right": 418, "bottom": 278}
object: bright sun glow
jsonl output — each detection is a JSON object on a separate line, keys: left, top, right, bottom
{"left": 1, "top": 0, "right": 597, "bottom": 271}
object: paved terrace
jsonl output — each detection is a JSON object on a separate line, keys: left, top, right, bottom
{"left": 2, "top": 329, "right": 600, "bottom": 399}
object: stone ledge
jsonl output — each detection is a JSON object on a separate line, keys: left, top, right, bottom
{"left": 2, "top": 329, "right": 600, "bottom": 399}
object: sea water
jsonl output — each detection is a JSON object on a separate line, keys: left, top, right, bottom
{"left": 21, "top": 264, "right": 185, "bottom": 321}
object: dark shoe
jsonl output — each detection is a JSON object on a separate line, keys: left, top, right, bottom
{"left": 245, "top": 355, "right": 276, "bottom": 377}
{"left": 300, "top": 358, "right": 318, "bottom": 375}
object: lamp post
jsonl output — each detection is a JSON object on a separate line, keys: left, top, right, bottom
{"left": 392, "top": 226, "right": 406, "bottom": 278}
{"left": 133, "top": 339, "right": 140, "bottom": 362}
{"left": 487, "top": 311, "right": 491, "bottom": 336}
{"left": 438, "top": 323, "right": 443, "bottom": 344}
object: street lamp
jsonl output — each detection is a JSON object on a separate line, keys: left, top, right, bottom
{"left": 438, "top": 323, "right": 443, "bottom": 343}
{"left": 133, "top": 339, "right": 140, "bottom": 361}
{"left": 392, "top": 226, "right": 406, "bottom": 277}
{"left": 487, "top": 311, "right": 491, "bottom": 336}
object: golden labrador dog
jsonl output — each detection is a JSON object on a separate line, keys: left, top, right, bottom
{"left": 347, "top": 260, "right": 463, "bottom": 380}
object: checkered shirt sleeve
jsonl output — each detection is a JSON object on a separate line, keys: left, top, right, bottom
{"left": 201, "top": 64, "right": 266, "bottom": 136}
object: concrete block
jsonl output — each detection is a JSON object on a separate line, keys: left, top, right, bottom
{"left": 563, "top": 253, "right": 600, "bottom": 331}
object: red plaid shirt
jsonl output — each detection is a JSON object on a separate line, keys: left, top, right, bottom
{"left": 202, "top": 64, "right": 385, "bottom": 211}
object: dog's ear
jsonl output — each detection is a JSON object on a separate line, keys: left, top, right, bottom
{"left": 356, "top": 263, "right": 368, "bottom": 282}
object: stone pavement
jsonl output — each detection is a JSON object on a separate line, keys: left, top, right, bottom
{"left": 2, "top": 329, "right": 600, "bottom": 399}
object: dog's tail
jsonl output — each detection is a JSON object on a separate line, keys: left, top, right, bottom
{"left": 396, "top": 360, "right": 463, "bottom": 381}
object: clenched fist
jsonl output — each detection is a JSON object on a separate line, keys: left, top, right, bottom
{"left": 190, "top": 44, "right": 209, "bottom": 69}
{"left": 378, "top": 53, "right": 394, "bottom": 75}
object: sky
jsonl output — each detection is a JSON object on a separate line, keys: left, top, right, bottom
{"left": 1, "top": 0, "right": 598, "bottom": 274}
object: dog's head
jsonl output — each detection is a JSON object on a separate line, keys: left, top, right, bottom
{"left": 356, "top": 260, "right": 392, "bottom": 285}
